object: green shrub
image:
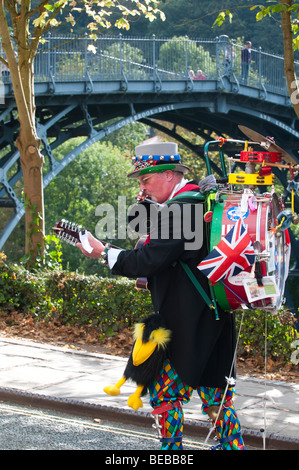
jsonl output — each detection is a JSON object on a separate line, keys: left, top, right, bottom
{"left": 43, "top": 270, "right": 153, "bottom": 333}
{"left": 236, "top": 308, "right": 298, "bottom": 363}
{"left": 0, "top": 253, "right": 153, "bottom": 335}
{"left": 0, "top": 254, "right": 53, "bottom": 315}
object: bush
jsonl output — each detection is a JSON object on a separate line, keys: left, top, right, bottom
{"left": 0, "top": 252, "right": 153, "bottom": 336}
{"left": 43, "top": 270, "right": 153, "bottom": 333}
{"left": 0, "top": 253, "right": 53, "bottom": 315}
{"left": 235, "top": 308, "right": 298, "bottom": 363}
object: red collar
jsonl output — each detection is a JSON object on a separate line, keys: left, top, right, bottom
{"left": 172, "top": 182, "right": 200, "bottom": 198}
{"left": 142, "top": 182, "right": 200, "bottom": 245}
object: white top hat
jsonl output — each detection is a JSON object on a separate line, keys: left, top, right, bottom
{"left": 127, "top": 142, "right": 190, "bottom": 178}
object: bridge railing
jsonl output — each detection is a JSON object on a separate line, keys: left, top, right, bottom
{"left": 1, "top": 34, "right": 297, "bottom": 97}
{"left": 31, "top": 34, "right": 219, "bottom": 82}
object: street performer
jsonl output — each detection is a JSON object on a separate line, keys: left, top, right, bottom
{"left": 77, "top": 141, "right": 245, "bottom": 450}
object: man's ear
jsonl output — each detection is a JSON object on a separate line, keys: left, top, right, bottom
{"left": 164, "top": 170, "right": 175, "bottom": 181}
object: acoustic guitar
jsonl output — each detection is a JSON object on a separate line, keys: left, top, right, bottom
{"left": 53, "top": 219, "right": 149, "bottom": 290}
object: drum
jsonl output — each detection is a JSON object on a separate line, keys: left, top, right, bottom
{"left": 210, "top": 191, "right": 290, "bottom": 311}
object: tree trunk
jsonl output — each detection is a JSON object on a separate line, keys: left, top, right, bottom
{"left": 17, "top": 133, "right": 45, "bottom": 262}
{"left": 0, "top": 4, "right": 45, "bottom": 265}
{"left": 280, "top": 0, "right": 299, "bottom": 118}
{"left": 16, "top": 55, "right": 45, "bottom": 265}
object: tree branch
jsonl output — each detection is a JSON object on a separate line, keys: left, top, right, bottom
{"left": 30, "top": 4, "right": 66, "bottom": 59}
{"left": 0, "top": 0, "right": 34, "bottom": 134}
{"left": 27, "top": 0, "right": 50, "bottom": 18}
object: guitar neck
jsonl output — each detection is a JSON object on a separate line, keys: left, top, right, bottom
{"left": 53, "top": 220, "right": 119, "bottom": 249}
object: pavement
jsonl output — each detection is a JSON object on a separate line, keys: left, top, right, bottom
{"left": 0, "top": 336, "right": 298, "bottom": 450}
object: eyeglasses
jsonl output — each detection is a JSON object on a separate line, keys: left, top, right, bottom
{"left": 138, "top": 174, "right": 155, "bottom": 186}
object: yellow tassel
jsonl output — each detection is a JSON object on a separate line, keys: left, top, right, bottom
{"left": 133, "top": 322, "right": 171, "bottom": 348}
{"left": 149, "top": 327, "right": 171, "bottom": 349}
{"left": 133, "top": 322, "right": 145, "bottom": 341}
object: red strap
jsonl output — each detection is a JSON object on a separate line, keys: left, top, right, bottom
{"left": 173, "top": 183, "right": 199, "bottom": 197}
{"left": 143, "top": 234, "right": 150, "bottom": 246}
{"left": 223, "top": 399, "right": 234, "bottom": 409}
{"left": 142, "top": 183, "right": 199, "bottom": 247}
{"left": 151, "top": 400, "right": 181, "bottom": 416}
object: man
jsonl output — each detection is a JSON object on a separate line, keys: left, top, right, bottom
{"left": 77, "top": 142, "right": 244, "bottom": 450}
{"left": 241, "top": 41, "right": 251, "bottom": 84}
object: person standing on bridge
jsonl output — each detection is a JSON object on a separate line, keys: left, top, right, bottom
{"left": 241, "top": 41, "right": 252, "bottom": 84}
{"left": 77, "top": 142, "right": 245, "bottom": 451}
{"left": 194, "top": 69, "right": 206, "bottom": 80}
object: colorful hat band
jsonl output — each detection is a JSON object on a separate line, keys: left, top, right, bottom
{"left": 133, "top": 154, "right": 181, "bottom": 162}
{"left": 131, "top": 154, "right": 181, "bottom": 175}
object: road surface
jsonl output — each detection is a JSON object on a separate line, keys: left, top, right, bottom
{"left": 0, "top": 401, "right": 210, "bottom": 451}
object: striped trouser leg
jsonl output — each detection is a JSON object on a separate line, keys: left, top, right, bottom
{"left": 148, "top": 359, "right": 192, "bottom": 450}
{"left": 198, "top": 385, "right": 245, "bottom": 450}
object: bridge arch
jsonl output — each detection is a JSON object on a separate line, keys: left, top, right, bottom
{"left": 1, "top": 98, "right": 298, "bottom": 250}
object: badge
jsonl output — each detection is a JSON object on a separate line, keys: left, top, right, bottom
{"left": 227, "top": 206, "right": 249, "bottom": 222}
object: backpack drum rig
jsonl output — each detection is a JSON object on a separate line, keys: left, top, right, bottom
{"left": 202, "top": 125, "right": 299, "bottom": 313}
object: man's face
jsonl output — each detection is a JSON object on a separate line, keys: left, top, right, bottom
{"left": 138, "top": 171, "right": 177, "bottom": 204}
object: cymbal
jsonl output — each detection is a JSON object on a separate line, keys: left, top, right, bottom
{"left": 238, "top": 125, "right": 298, "bottom": 164}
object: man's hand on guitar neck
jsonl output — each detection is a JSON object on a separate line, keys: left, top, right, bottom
{"left": 76, "top": 231, "right": 105, "bottom": 258}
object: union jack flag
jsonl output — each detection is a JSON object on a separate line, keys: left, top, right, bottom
{"left": 197, "top": 217, "right": 255, "bottom": 285}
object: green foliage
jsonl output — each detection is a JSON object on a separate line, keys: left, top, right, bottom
{"left": 123, "top": 0, "right": 284, "bottom": 55}
{"left": 44, "top": 271, "right": 153, "bottom": 335}
{"left": 157, "top": 35, "right": 216, "bottom": 77}
{"left": 4, "top": 126, "right": 148, "bottom": 270}
{"left": 43, "top": 139, "right": 142, "bottom": 274}
{"left": 43, "top": 234, "right": 63, "bottom": 270}
{"left": 236, "top": 309, "right": 298, "bottom": 363}
{"left": 213, "top": 10, "right": 233, "bottom": 28}
{"left": 102, "top": 120, "right": 149, "bottom": 152}
{"left": 0, "top": 253, "right": 153, "bottom": 336}
{"left": 102, "top": 41, "right": 147, "bottom": 78}
{"left": 0, "top": 254, "right": 54, "bottom": 316}
{"left": 211, "top": 1, "right": 299, "bottom": 54}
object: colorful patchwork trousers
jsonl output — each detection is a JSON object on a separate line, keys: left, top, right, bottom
{"left": 148, "top": 359, "right": 245, "bottom": 450}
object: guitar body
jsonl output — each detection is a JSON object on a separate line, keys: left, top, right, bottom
{"left": 135, "top": 277, "right": 148, "bottom": 290}
{"left": 134, "top": 235, "right": 149, "bottom": 291}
